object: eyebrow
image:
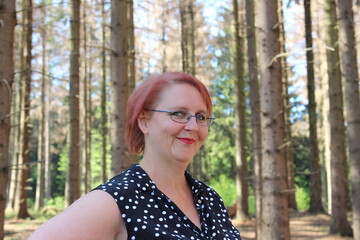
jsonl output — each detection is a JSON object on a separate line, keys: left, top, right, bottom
{"left": 167, "top": 107, "right": 209, "bottom": 115}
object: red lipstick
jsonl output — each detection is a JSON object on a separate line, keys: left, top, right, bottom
{"left": 177, "top": 138, "right": 195, "bottom": 144}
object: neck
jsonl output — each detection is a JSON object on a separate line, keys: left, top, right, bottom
{"left": 139, "top": 156, "right": 189, "bottom": 191}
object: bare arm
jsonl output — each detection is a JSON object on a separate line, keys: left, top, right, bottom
{"left": 28, "top": 190, "right": 127, "bottom": 240}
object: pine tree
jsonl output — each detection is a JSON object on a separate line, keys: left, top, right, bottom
{"left": 254, "top": 0, "right": 290, "bottom": 238}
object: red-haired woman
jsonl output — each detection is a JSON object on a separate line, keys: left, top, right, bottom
{"left": 29, "top": 72, "right": 241, "bottom": 240}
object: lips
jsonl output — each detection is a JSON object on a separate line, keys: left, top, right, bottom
{"left": 177, "top": 137, "right": 195, "bottom": 144}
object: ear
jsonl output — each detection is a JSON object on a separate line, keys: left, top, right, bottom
{"left": 137, "top": 111, "right": 149, "bottom": 135}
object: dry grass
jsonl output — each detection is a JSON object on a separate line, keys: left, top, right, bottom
{"left": 4, "top": 210, "right": 354, "bottom": 239}
{"left": 234, "top": 210, "right": 353, "bottom": 240}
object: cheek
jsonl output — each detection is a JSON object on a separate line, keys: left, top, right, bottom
{"left": 200, "top": 128, "right": 208, "bottom": 142}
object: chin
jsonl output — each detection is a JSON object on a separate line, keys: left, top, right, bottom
{"left": 173, "top": 154, "right": 194, "bottom": 164}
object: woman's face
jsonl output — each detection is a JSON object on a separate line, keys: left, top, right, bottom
{"left": 140, "top": 83, "right": 209, "bottom": 165}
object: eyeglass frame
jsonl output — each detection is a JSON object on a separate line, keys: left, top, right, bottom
{"left": 144, "top": 109, "right": 215, "bottom": 126}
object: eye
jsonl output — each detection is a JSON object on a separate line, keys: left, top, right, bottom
{"left": 170, "top": 111, "right": 187, "bottom": 119}
{"left": 195, "top": 113, "right": 206, "bottom": 121}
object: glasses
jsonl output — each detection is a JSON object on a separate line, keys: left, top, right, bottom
{"left": 145, "top": 109, "right": 215, "bottom": 126}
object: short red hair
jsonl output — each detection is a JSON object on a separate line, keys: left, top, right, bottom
{"left": 126, "top": 72, "right": 212, "bottom": 154}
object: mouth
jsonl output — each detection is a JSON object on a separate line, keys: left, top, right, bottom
{"left": 176, "top": 137, "right": 196, "bottom": 144}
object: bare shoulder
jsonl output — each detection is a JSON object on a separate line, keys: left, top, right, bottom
{"left": 28, "top": 190, "right": 127, "bottom": 240}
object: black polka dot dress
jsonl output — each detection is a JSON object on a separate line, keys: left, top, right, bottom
{"left": 94, "top": 164, "right": 241, "bottom": 240}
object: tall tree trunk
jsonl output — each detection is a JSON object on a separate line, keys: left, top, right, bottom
{"left": 86, "top": 61, "right": 92, "bottom": 192}
{"left": 0, "top": 0, "right": 16, "bottom": 236}
{"left": 245, "top": 0, "right": 262, "bottom": 237}
{"left": 233, "top": 0, "right": 249, "bottom": 222}
{"left": 336, "top": 0, "right": 360, "bottom": 238}
{"left": 66, "top": 0, "right": 81, "bottom": 206}
{"left": 101, "top": 0, "right": 108, "bottom": 182}
{"left": 16, "top": 0, "right": 33, "bottom": 219}
{"left": 179, "top": 0, "right": 190, "bottom": 73}
{"left": 185, "top": 0, "right": 199, "bottom": 178}
{"left": 35, "top": 2, "right": 49, "bottom": 210}
{"left": 82, "top": 1, "right": 91, "bottom": 194}
{"left": 313, "top": 0, "right": 331, "bottom": 213}
{"left": 254, "top": 0, "right": 290, "bottom": 238}
{"left": 128, "top": 0, "right": 136, "bottom": 91}
{"left": 189, "top": 1, "right": 196, "bottom": 77}
{"left": 160, "top": 0, "right": 168, "bottom": 72}
{"left": 304, "top": 0, "right": 324, "bottom": 213}
{"left": 7, "top": 76, "right": 19, "bottom": 210}
{"left": 44, "top": 84, "right": 51, "bottom": 199}
{"left": 324, "top": 0, "right": 353, "bottom": 236}
{"left": 278, "top": 0, "right": 296, "bottom": 210}
{"left": 35, "top": 3, "right": 48, "bottom": 210}
{"left": 110, "top": 0, "right": 133, "bottom": 175}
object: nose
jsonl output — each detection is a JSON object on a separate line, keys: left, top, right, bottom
{"left": 184, "top": 116, "right": 199, "bottom": 131}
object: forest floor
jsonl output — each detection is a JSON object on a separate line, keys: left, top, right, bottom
{"left": 234, "top": 210, "right": 353, "bottom": 240}
{"left": 4, "top": 210, "right": 354, "bottom": 240}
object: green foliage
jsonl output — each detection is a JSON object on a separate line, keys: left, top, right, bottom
{"left": 209, "top": 175, "right": 237, "bottom": 208}
{"left": 295, "top": 186, "right": 310, "bottom": 211}
{"left": 89, "top": 128, "right": 111, "bottom": 188}
{"left": 292, "top": 134, "right": 311, "bottom": 190}
{"left": 248, "top": 195, "right": 255, "bottom": 217}
{"left": 55, "top": 145, "right": 68, "bottom": 196}
{"left": 44, "top": 196, "right": 65, "bottom": 212}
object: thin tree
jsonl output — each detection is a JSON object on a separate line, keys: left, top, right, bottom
{"left": 35, "top": 3, "right": 48, "bottom": 209}
{"left": 188, "top": 1, "right": 196, "bottom": 77}
{"left": 254, "top": 0, "right": 290, "bottom": 238}
{"left": 232, "top": 0, "right": 249, "bottom": 222}
{"left": 324, "top": 0, "right": 353, "bottom": 236}
{"left": 179, "top": 0, "right": 190, "bottom": 73}
{"left": 304, "top": 0, "right": 324, "bottom": 213}
{"left": 66, "top": 0, "right": 81, "bottom": 206}
{"left": 313, "top": 0, "right": 331, "bottom": 213}
{"left": 16, "top": 0, "right": 33, "bottom": 219}
{"left": 0, "top": 0, "right": 16, "bottom": 236}
{"left": 7, "top": 72, "right": 20, "bottom": 210}
{"left": 101, "top": 0, "right": 108, "bottom": 182}
{"left": 336, "top": 0, "right": 360, "bottom": 238}
{"left": 245, "top": 0, "right": 262, "bottom": 237}
{"left": 128, "top": 0, "right": 136, "bottom": 91}
{"left": 160, "top": 0, "right": 169, "bottom": 73}
{"left": 278, "top": 0, "right": 296, "bottom": 210}
{"left": 81, "top": 0, "right": 91, "bottom": 193}
{"left": 110, "top": 0, "right": 133, "bottom": 175}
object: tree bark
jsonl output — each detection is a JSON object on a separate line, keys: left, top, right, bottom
{"left": 110, "top": 0, "right": 133, "bottom": 175}
{"left": 324, "top": 0, "right": 353, "bottom": 236}
{"left": 0, "top": 0, "right": 16, "bottom": 236}
{"left": 179, "top": 0, "right": 190, "bottom": 73}
{"left": 128, "top": 0, "right": 136, "bottom": 92}
{"left": 313, "top": 0, "right": 331, "bottom": 214}
{"left": 101, "top": 0, "right": 108, "bottom": 182}
{"left": 66, "top": 0, "right": 81, "bottom": 206}
{"left": 336, "top": 0, "right": 360, "bottom": 238}
{"left": 304, "top": 0, "right": 324, "bottom": 213}
{"left": 160, "top": 0, "right": 168, "bottom": 73}
{"left": 245, "top": 0, "right": 262, "bottom": 238}
{"left": 81, "top": 0, "right": 91, "bottom": 194}
{"left": 278, "top": 0, "right": 296, "bottom": 210}
{"left": 35, "top": 3, "right": 48, "bottom": 209}
{"left": 254, "top": 0, "right": 290, "bottom": 238}
{"left": 233, "top": 0, "right": 249, "bottom": 222}
{"left": 35, "top": 21, "right": 47, "bottom": 210}
{"left": 189, "top": 1, "right": 196, "bottom": 77}
{"left": 7, "top": 77, "right": 19, "bottom": 210}
{"left": 16, "top": 0, "right": 33, "bottom": 219}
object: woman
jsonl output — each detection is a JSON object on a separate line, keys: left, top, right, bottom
{"left": 29, "top": 72, "right": 241, "bottom": 240}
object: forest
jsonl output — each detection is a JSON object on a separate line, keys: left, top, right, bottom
{"left": 0, "top": 0, "right": 360, "bottom": 239}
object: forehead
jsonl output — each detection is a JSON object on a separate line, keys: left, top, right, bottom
{"left": 156, "top": 83, "right": 207, "bottom": 110}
